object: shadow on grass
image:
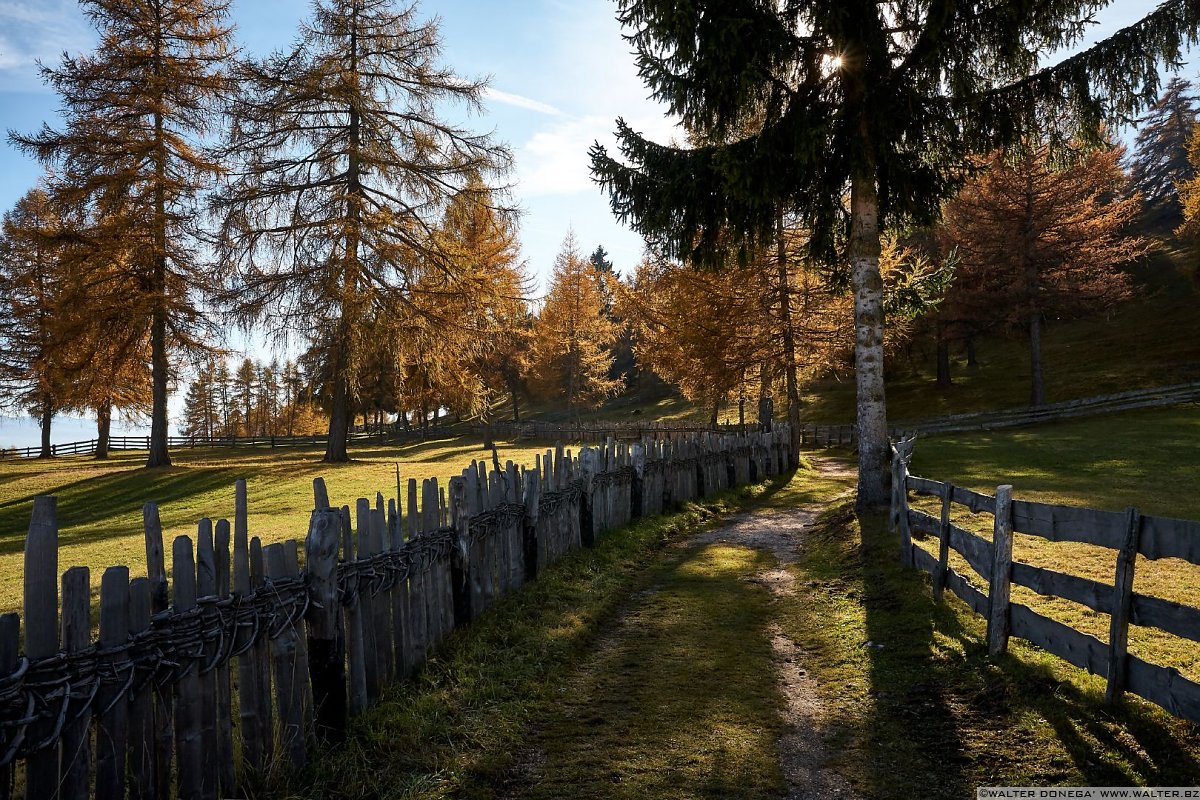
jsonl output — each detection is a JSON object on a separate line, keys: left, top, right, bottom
{"left": 802, "top": 502, "right": 1200, "bottom": 796}
{"left": 0, "top": 466, "right": 245, "bottom": 553}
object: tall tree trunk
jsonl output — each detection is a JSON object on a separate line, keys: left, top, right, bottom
{"left": 95, "top": 402, "right": 112, "bottom": 460}
{"left": 738, "top": 395, "right": 745, "bottom": 429}
{"left": 935, "top": 323, "right": 952, "bottom": 389}
{"left": 146, "top": 27, "right": 171, "bottom": 467}
{"left": 1028, "top": 313, "right": 1045, "bottom": 406}
{"left": 38, "top": 397, "right": 53, "bottom": 459}
{"left": 324, "top": 370, "right": 352, "bottom": 462}
{"left": 775, "top": 212, "right": 801, "bottom": 467}
{"left": 849, "top": 155, "right": 889, "bottom": 509}
{"left": 710, "top": 397, "right": 720, "bottom": 428}
{"left": 757, "top": 367, "right": 773, "bottom": 429}
{"left": 1022, "top": 167, "right": 1045, "bottom": 407}
{"left": 511, "top": 389, "right": 520, "bottom": 422}
{"left": 965, "top": 336, "right": 979, "bottom": 370}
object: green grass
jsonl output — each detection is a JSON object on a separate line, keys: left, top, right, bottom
{"left": 905, "top": 404, "right": 1200, "bottom": 681}
{"left": 0, "top": 436, "right": 550, "bottom": 611}
{"left": 265, "top": 477, "right": 793, "bottom": 800}
{"left": 801, "top": 265, "right": 1200, "bottom": 423}
{"left": 779, "top": 501, "right": 1200, "bottom": 797}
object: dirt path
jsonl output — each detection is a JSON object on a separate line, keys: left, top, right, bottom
{"left": 503, "top": 458, "right": 859, "bottom": 799}
{"left": 692, "top": 458, "right": 860, "bottom": 800}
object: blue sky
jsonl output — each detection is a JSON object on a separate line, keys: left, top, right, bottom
{"left": 0, "top": 0, "right": 1179, "bottom": 446}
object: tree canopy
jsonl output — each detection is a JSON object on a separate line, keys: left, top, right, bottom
{"left": 591, "top": 0, "right": 1200, "bottom": 506}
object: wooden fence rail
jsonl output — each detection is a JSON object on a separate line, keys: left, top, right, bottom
{"left": 0, "top": 427, "right": 791, "bottom": 799}
{"left": 890, "top": 436, "right": 1200, "bottom": 723}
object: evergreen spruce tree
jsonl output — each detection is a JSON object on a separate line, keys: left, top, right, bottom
{"left": 11, "top": 0, "right": 234, "bottom": 468}
{"left": 1129, "top": 77, "right": 1198, "bottom": 230}
{"left": 215, "top": 0, "right": 510, "bottom": 462}
{"left": 590, "top": 0, "right": 1200, "bottom": 507}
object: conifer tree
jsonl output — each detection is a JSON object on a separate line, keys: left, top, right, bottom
{"left": 531, "top": 232, "right": 623, "bottom": 417}
{"left": 0, "top": 189, "right": 71, "bottom": 458}
{"left": 590, "top": 0, "right": 1200, "bottom": 507}
{"left": 11, "top": 0, "right": 233, "bottom": 468}
{"left": 1129, "top": 77, "right": 1198, "bottom": 230}
{"left": 215, "top": 0, "right": 510, "bottom": 462}
{"left": 941, "top": 140, "right": 1146, "bottom": 406}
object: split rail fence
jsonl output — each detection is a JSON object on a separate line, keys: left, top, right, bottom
{"left": 0, "top": 427, "right": 791, "bottom": 800}
{"left": 890, "top": 437, "right": 1200, "bottom": 723}
{"left": 0, "top": 431, "right": 438, "bottom": 461}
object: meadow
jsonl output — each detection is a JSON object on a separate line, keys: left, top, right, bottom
{"left": 0, "top": 436, "right": 549, "bottom": 611}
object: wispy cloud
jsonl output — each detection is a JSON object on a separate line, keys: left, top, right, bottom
{"left": 482, "top": 86, "right": 564, "bottom": 116}
{"left": 0, "top": 0, "right": 94, "bottom": 91}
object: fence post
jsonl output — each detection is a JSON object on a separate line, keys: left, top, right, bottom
{"left": 449, "top": 476, "right": 473, "bottom": 626}
{"left": 142, "top": 502, "right": 172, "bottom": 800}
{"left": 24, "top": 496, "right": 59, "bottom": 799}
{"left": 933, "top": 483, "right": 953, "bottom": 602}
{"left": 264, "top": 543, "right": 306, "bottom": 769}
{"left": 60, "top": 566, "right": 91, "bottom": 800}
{"left": 1106, "top": 506, "right": 1142, "bottom": 704}
{"left": 97, "top": 566, "right": 131, "bottom": 800}
{"left": 987, "top": 484, "right": 1015, "bottom": 657}
{"left": 305, "top": 508, "right": 346, "bottom": 744}
{"left": 896, "top": 456, "right": 913, "bottom": 567}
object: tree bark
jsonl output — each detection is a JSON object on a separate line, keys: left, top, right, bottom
{"left": 324, "top": 370, "right": 352, "bottom": 462}
{"left": 147, "top": 302, "right": 172, "bottom": 467}
{"left": 935, "top": 323, "right": 952, "bottom": 389}
{"left": 1028, "top": 312, "right": 1045, "bottom": 406}
{"left": 849, "top": 153, "right": 889, "bottom": 509}
{"left": 709, "top": 397, "right": 720, "bottom": 428}
{"left": 95, "top": 402, "right": 112, "bottom": 460}
{"left": 775, "top": 213, "right": 801, "bottom": 467}
{"left": 511, "top": 389, "right": 520, "bottom": 422}
{"left": 965, "top": 336, "right": 979, "bottom": 369}
{"left": 38, "top": 398, "right": 53, "bottom": 459}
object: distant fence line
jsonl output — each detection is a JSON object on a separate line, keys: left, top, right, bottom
{"left": 890, "top": 436, "right": 1200, "bottom": 725}
{"left": 0, "top": 430, "right": 436, "bottom": 460}
{"left": 0, "top": 427, "right": 792, "bottom": 799}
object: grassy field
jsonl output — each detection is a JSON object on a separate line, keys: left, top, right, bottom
{"left": 906, "top": 403, "right": 1200, "bottom": 682}
{"left": 0, "top": 436, "right": 549, "bottom": 611}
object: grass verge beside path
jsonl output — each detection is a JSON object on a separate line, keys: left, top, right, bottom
{"left": 781, "top": 500, "right": 1200, "bottom": 797}
{"left": 268, "top": 476, "right": 793, "bottom": 800}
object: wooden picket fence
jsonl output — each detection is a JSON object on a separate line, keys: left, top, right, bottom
{"left": 890, "top": 437, "right": 1200, "bottom": 722}
{"left": 0, "top": 427, "right": 791, "bottom": 800}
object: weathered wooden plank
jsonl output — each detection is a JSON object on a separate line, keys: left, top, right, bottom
{"left": 24, "top": 496, "right": 60, "bottom": 799}
{"left": 305, "top": 508, "right": 345, "bottom": 745}
{"left": 232, "top": 524, "right": 263, "bottom": 774}
{"left": 1009, "top": 602, "right": 1108, "bottom": 675}
{"left": 1139, "top": 513, "right": 1200, "bottom": 564}
{"left": 948, "top": 524, "right": 992, "bottom": 582}
{"left": 0, "top": 615, "right": 16, "bottom": 800}
{"left": 214, "top": 518, "right": 235, "bottom": 798}
{"left": 906, "top": 475, "right": 945, "bottom": 497}
{"left": 951, "top": 486, "right": 996, "bottom": 515}
{"left": 265, "top": 543, "right": 306, "bottom": 769}
{"left": 944, "top": 567, "right": 989, "bottom": 616}
{"left": 173, "top": 535, "right": 204, "bottom": 800}
{"left": 59, "top": 566, "right": 90, "bottom": 800}
{"left": 368, "top": 506, "right": 393, "bottom": 685}
{"left": 341, "top": 504, "right": 368, "bottom": 716}
{"left": 1010, "top": 500, "right": 1126, "bottom": 549}
{"left": 97, "top": 566, "right": 132, "bottom": 800}
{"left": 128, "top": 578, "right": 154, "bottom": 800}
{"left": 1131, "top": 593, "right": 1200, "bottom": 643}
{"left": 933, "top": 485, "right": 953, "bottom": 602}
{"left": 196, "top": 520, "right": 219, "bottom": 800}
{"left": 143, "top": 500, "right": 173, "bottom": 800}
{"left": 1126, "top": 654, "right": 1200, "bottom": 724}
{"left": 1010, "top": 561, "right": 1110, "bottom": 613}
{"left": 1107, "top": 507, "right": 1142, "bottom": 703}
{"left": 987, "top": 485, "right": 1014, "bottom": 657}
{"left": 911, "top": 543, "right": 937, "bottom": 576}
{"left": 907, "top": 508, "right": 939, "bottom": 536}
{"left": 249, "top": 535, "right": 275, "bottom": 767}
